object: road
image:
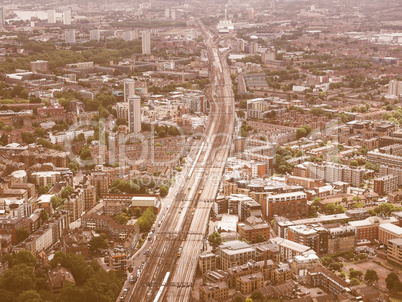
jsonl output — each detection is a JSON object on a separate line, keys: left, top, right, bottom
{"left": 128, "top": 21, "right": 235, "bottom": 302}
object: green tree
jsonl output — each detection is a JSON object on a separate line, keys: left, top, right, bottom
{"left": 0, "top": 134, "right": 8, "bottom": 146}
{"left": 61, "top": 186, "right": 74, "bottom": 199}
{"left": 16, "top": 290, "right": 43, "bottom": 302}
{"left": 350, "top": 160, "right": 358, "bottom": 167}
{"left": 159, "top": 185, "right": 169, "bottom": 197}
{"left": 116, "top": 118, "right": 128, "bottom": 126}
{"left": 113, "top": 214, "right": 128, "bottom": 225}
{"left": 325, "top": 203, "right": 336, "bottom": 214}
{"left": 12, "top": 250, "right": 36, "bottom": 268}
{"left": 21, "top": 132, "right": 35, "bottom": 144}
{"left": 364, "top": 269, "right": 379, "bottom": 285}
{"left": 89, "top": 236, "right": 109, "bottom": 253}
{"left": 2, "top": 264, "right": 36, "bottom": 295}
{"left": 237, "top": 110, "right": 245, "bottom": 119}
{"left": 350, "top": 278, "right": 360, "bottom": 286}
{"left": 386, "top": 272, "right": 402, "bottom": 292}
{"left": 350, "top": 268, "right": 363, "bottom": 279}
{"left": 296, "top": 127, "right": 307, "bottom": 139}
{"left": 51, "top": 196, "right": 64, "bottom": 209}
{"left": 134, "top": 207, "right": 142, "bottom": 217}
{"left": 16, "top": 227, "right": 29, "bottom": 244}
{"left": 208, "top": 232, "right": 222, "bottom": 249}
{"left": 39, "top": 210, "right": 48, "bottom": 223}
{"left": 50, "top": 252, "right": 91, "bottom": 286}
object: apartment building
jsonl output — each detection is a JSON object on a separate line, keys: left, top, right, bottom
{"left": 349, "top": 215, "right": 399, "bottom": 243}
{"left": 271, "top": 263, "right": 291, "bottom": 284}
{"left": 374, "top": 174, "right": 399, "bottom": 195}
{"left": 237, "top": 218, "right": 270, "bottom": 244}
{"left": 387, "top": 238, "right": 402, "bottom": 266}
{"left": 217, "top": 240, "right": 256, "bottom": 271}
{"left": 235, "top": 272, "right": 264, "bottom": 294}
{"left": 307, "top": 266, "right": 349, "bottom": 295}
{"left": 367, "top": 151, "right": 402, "bottom": 168}
{"left": 379, "top": 165, "right": 402, "bottom": 186}
{"left": 270, "top": 237, "right": 312, "bottom": 261}
{"left": 62, "top": 229, "right": 89, "bottom": 258}
{"left": 199, "top": 251, "right": 217, "bottom": 275}
{"left": 108, "top": 247, "right": 127, "bottom": 272}
{"left": 326, "top": 225, "right": 356, "bottom": 254}
{"left": 64, "top": 190, "right": 83, "bottom": 224}
{"left": 308, "top": 162, "right": 365, "bottom": 187}
{"left": 379, "top": 223, "right": 402, "bottom": 245}
{"left": 82, "top": 214, "right": 139, "bottom": 242}
{"left": 263, "top": 192, "right": 307, "bottom": 220}
{"left": 199, "top": 282, "right": 229, "bottom": 302}
{"left": 290, "top": 253, "right": 321, "bottom": 279}
{"left": 286, "top": 225, "right": 319, "bottom": 252}
{"left": 90, "top": 172, "right": 109, "bottom": 197}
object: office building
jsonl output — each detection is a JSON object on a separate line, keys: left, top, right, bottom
{"left": 0, "top": 7, "right": 5, "bottom": 26}
{"left": 387, "top": 238, "right": 402, "bottom": 266}
{"left": 123, "top": 79, "right": 136, "bottom": 103}
{"left": 128, "top": 95, "right": 141, "bottom": 133}
{"left": 388, "top": 79, "right": 402, "bottom": 97}
{"left": 63, "top": 10, "right": 71, "bottom": 25}
{"left": 374, "top": 174, "right": 398, "bottom": 195}
{"left": 65, "top": 29, "right": 76, "bottom": 43}
{"left": 31, "top": 60, "right": 49, "bottom": 74}
{"left": 379, "top": 223, "right": 402, "bottom": 245}
{"left": 90, "top": 29, "right": 100, "bottom": 41}
{"left": 142, "top": 30, "right": 151, "bottom": 55}
{"left": 47, "top": 10, "right": 56, "bottom": 24}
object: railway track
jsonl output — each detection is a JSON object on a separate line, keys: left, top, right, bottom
{"left": 130, "top": 20, "right": 235, "bottom": 302}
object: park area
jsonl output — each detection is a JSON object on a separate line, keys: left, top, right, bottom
{"left": 343, "top": 258, "right": 398, "bottom": 292}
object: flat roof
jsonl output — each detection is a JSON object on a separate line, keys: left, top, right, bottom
{"left": 379, "top": 223, "right": 402, "bottom": 235}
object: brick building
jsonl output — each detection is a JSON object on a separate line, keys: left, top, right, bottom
{"left": 263, "top": 192, "right": 308, "bottom": 220}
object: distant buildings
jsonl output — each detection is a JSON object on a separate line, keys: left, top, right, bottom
{"left": 388, "top": 79, "right": 402, "bottom": 97}
{"left": 128, "top": 95, "right": 141, "bottom": 133}
{"left": 142, "top": 30, "right": 151, "bottom": 55}
{"left": 63, "top": 11, "right": 71, "bottom": 25}
{"left": 47, "top": 10, "right": 56, "bottom": 24}
{"left": 0, "top": 7, "right": 5, "bottom": 26}
{"left": 90, "top": 29, "right": 101, "bottom": 41}
{"left": 65, "top": 29, "right": 76, "bottom": 43}
{"left": 374, "top": 174, "right": 398, "bottom": 195}
{"left": 31, "top": 60, "right": 49, "bottom": 74}
{"left": 123, "top": 79, "right": 135, "bottom": 103}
